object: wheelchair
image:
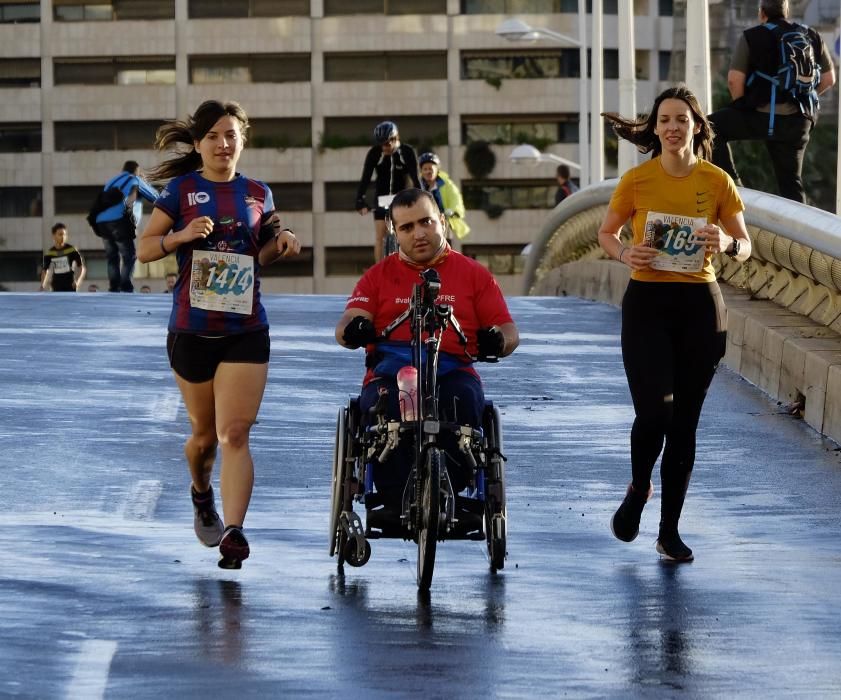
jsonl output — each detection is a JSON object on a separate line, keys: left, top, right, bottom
{"left": 329, "top": 269, "right": 508, "bottom": 591}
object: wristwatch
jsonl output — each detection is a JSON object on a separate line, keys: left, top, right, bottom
{"left": 726, "top": 238, "right": 741, "bottom": 258}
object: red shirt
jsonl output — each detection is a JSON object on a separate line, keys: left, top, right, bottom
{"left": 345, "top": 250, "right": 513, "bottom": 362}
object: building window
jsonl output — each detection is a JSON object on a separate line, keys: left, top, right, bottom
{"left": 190, "top": 55, "right": 310, "bottom": 84}
{"left": 325, "top": 246, "right": 373, "bottom": 276}
{"left": 658, "top": 0, "right": 673, "bottom": 16}
{"left": 461, "top": 244, "right": 526, "bottom": 275}
{"left": 658, "top": 50, "right": 671, "bottom": 81}
{"left": 324, "top": 52, "right": 447, "bottom": 82}
{"left": 54, "top": 186, "right": 100, "bottom": 214}
{"left": 325, "top": 182, "right": 363, "bottom": 212}
{"left": 189, "top": 0, "right": 309, "bottom": 16}
{"left": 461, "top": 50, "right": 577, "bottom": 81}
{"left": 462, "top": 115, "right": 578, "bottom": 147}
{"left": 321, "top": 116, "right": 448, "bottom": 150}
{"left": 461, "top": 0, "right": 563, "bottom": 12}
{"left": 0, "top": 252, "right": 41, "bottom": 284}
{"left": 260, "top": 247, "right": 314, "bottom": 277}
{"left": 0, "top": 187, "right": 41, "bottom": 217}
{"left": 267, "top": 182, "right": 313, "bottom": 212}
{"left": 53, "top": 57, "right": 175, "bottom": 86}
{"left": 0, "top": 3, "right": 39, "bottom": 22}
{"left": 635, "top": 50, "right": 650, "bottom": 81}
{"left": 0, "top": 123, "right": 41, "bottom": 152}
{"left": 0, "top": 59, "right": 40, "bottom": 87}
{"left": 324, "top": 0, "right": 446, "bottom": 14}
{"left": 463, "top": 179, "right": 556, "bottom": 211}
{"left": 55, "top": 121, "right": 163, "bottom": 151}
{"left": 249, "top": 118, "right": 312, "bottom": 149}
{"left": 54, "top": 1, "right": 175, "bottom": 21}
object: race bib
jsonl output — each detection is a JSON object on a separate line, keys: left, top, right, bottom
{"left": 378, "top": 194, "right": 396, "bottom": 209}
{"left": 189, "top": 250, "right": 254, "bottom": 315}
{"left": 644, "top": 211, "right": 707, "bottom": 273}
{"left": 52, "top": 256, "right": 71, "bottom": 274}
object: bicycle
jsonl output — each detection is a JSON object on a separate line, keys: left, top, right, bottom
{"left": 329, "top": 268, "right": 508, "bottom": 590}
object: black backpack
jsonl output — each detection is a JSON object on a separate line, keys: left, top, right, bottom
{"left": 747, "top": 22, "right": 820, "bottom": 135}
{"left": 85, "top": 174, "right": 131, "bottom": 236}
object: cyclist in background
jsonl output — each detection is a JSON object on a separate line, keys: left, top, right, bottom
{"left": 355, "top": 121, "right": 421, "bottom": 262}
{"left": 419, "top": 151, "right": 470, "bottom": 242}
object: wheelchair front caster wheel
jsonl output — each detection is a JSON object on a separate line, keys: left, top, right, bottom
{"left": 343, "top": 538, "right": 371, "bottom": 567}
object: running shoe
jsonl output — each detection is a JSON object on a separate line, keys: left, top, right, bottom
{"left": 656, "top": 530, "right": 694, "bottom": 562}
{"left": 191, "top": 485, "right": 224, "bottom": 547}
{"left": 218, "top": 526, "right": 250, "bottom": 570}
{"left": 610, "top": 481, "right": 654, "bottom": 542}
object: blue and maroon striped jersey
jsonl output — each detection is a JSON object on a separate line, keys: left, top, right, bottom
{"left": 155, "top": 172, "right": 276, "bottom": 335}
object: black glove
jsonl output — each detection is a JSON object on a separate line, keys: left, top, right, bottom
{"left": 343, "top": 316, "right": 377, "bottom": 349}
{"left": 477, "top": 326, "right": 505, "bottom": 362}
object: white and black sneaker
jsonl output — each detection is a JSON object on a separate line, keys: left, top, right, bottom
{"left": 191, "top": 485, "right": 224, "bottom": 547}
{"left": 218, "top": 526, "right": 250, "bottom": 570}
{"left": 655, "top": 530, "right": 694, "bottom": 562}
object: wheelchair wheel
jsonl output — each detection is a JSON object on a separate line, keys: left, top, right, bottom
{"left": 417, "top": 448, "right": 443, "bottom": 591}
{"left": 329, "top": 407, "right": 348, "bottom": 561}
{"left": 483, "top": 404, "right": 507, "bottom": 572}
{"left": 343, "top": 537, "right": 372, "bottom": 567}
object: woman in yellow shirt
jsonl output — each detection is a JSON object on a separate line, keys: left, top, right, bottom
{"left": 597, "top": 85, "right": 752, "bottom": 562}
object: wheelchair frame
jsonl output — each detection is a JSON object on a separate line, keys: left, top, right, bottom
{"left": 329, "top": 269, "right": 508, "bottom": 590}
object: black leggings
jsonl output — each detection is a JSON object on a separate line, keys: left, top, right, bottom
{"left": 621, "top": 280, "right": 726, "bottom": 531}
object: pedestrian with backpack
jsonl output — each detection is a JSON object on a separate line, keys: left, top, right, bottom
{"left": 94, "top": 161, "right": 159, "bottom": 292}
{"left": 708, "top": 0, "right": 835, "bottom": 203}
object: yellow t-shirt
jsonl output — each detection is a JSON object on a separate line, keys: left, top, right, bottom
{"left": 609, "top": 157, "right": 745, "bottom": 283}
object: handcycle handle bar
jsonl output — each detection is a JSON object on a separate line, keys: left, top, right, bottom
{"left": 377, "top": 269, "right": 475, "bottom": 362}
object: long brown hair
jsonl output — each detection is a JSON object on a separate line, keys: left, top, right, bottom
{"left": 147, "top": 100, "right": 249, "bottom": 182}
{"left": 601, "top": 85, "right": 714, "bottom": 161}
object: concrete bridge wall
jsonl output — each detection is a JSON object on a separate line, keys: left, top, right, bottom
{"left": 524, "top": 182, "right": 841, "bottom": 445}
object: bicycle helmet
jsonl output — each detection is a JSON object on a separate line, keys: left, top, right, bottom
{"left": 418, "top": 152, "right": 440, "bottom": 166}
{"left": 373, "top": 121, "right": 398, "bottom": 145}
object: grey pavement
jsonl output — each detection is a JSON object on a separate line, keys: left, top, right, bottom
{"left": 1, "top": 292, "right": 840, "bottom": 699}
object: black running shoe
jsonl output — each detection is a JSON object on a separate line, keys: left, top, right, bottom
{"left": 191, "top": 485, "right": 224, "bottom": 547}
{"left": 610, "top": 481, "right": 654, "bottom": 543}
{"left": 656, "top": 530, "right": 694, "bottom": 562}
{"left": 218, "top": 526, "right": 250, "bottom": 570}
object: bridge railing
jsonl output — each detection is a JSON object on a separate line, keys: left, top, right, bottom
{"left": 524, "top": 182, "right": 841, "bottom": 334}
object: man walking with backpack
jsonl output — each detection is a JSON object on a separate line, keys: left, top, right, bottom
{"left": 708, "top": 0, "right": 835, "bottom": 203}
{"left": 94, "top": 161, "right": 158, "bottom": 292}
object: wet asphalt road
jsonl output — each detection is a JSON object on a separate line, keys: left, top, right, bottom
{"left": 1, "top": 292, "right": 840, "bottom": 699}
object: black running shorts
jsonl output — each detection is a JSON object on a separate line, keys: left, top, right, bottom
{"left": 166, "top": 329, "right": 270, "bottom": 383}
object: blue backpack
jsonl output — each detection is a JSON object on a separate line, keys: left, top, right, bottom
{"left": 747, "top": 22, "right": 820, "bottom": 135}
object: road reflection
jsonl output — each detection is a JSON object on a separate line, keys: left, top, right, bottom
{"left": 619, "top": 563, "right": 695, "bottom": 691}
{"left": 192, "top": 578, "right": 245, "bottom": 666}
{"left": 327, "top": 568, "right": 506, "bottom": 692}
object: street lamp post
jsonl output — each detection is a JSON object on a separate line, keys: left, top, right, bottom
{"left": 496, "top": 16, "right": 590, "bottom": 187}
{"left": 509, "top": 143, "right": 580, "bottom": 170}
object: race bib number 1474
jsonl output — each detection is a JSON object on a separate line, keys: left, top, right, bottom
{"left": 190, "top": 250, "right": 254, "bottom": 315}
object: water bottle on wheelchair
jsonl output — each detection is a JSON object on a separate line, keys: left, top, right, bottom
{"left": 329, "top": 268, "right": 508, "bottom": 591}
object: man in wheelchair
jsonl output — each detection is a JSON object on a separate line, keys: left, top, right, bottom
{"left": 335, "top": 188, "right": 519, "bottom": 527}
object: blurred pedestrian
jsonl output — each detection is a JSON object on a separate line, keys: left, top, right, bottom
{"left": 95, "top": 160, "right": 159, "bottom": 292}
{"left": 554, "top": 164, "right": 579, "bottom": 206}
{"left": 418, "top": 151, "right": 471, "bottom": 241}
{"left": 41, "top": 222, "right": 85, "bottom": 292}
{"left": 708, "top": 0, "right": 835, "bottom": 202}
